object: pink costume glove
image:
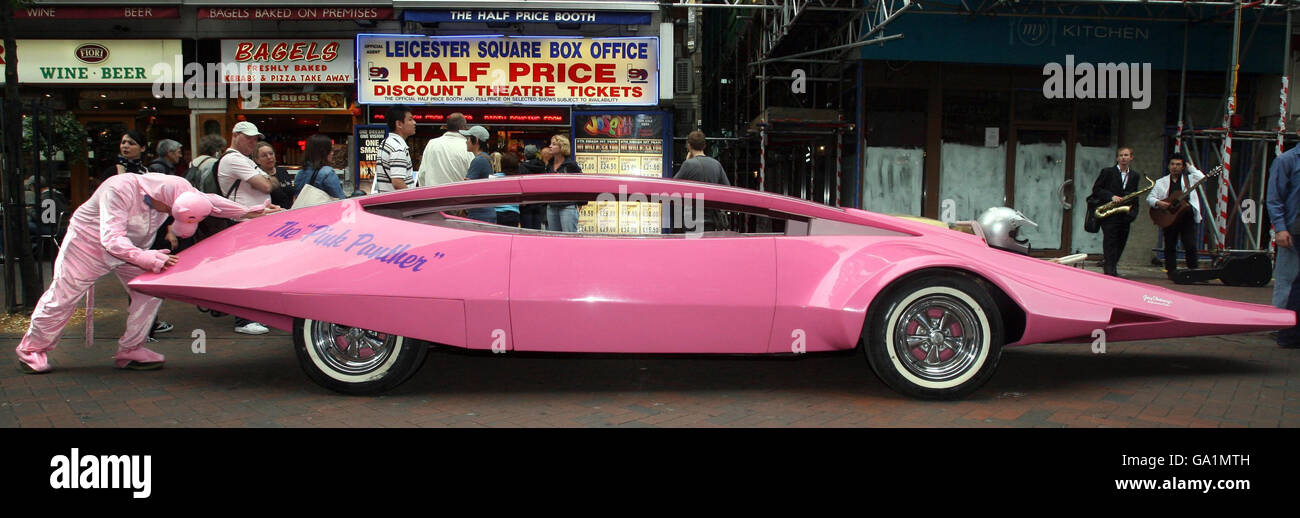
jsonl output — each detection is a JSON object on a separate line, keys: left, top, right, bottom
{"left": 132, "top": 249, "right": 171, "bottom": 273}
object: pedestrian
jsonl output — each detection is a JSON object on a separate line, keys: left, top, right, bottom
{"left": 14, "top": 174, "right": 278, "bottom": 373}
{"left": 674, "top": 130, "right": 731, "bottom": 231}
{"left": 462, "top": 125, "right": 497, "bottom": 223}
{"left": 493, "top": 152, "right": 521, "bottom": 227}
{"left": 215, "top": 121, "right": 278, "bottom": 335}
{"left": 416, "top": 112, "right": 474, "bottom": 187}
{"left": 1146, "top": 153, "right": 1204, "bottom": 279}
{"left": 253, "top": 141, "right": 294, "bottom": 209}
{"left": 374, "top": 105, "right": 417, "bottom": 193}
{"left": 1090, "top": 146, "right": 1141, "bottom": 277}
{"left": 1268, "top": 128, "right": 1300, "bottom": 309}
{"left": 186, "top": 135, "right": 226, "bottom": 189}
{"left": 148, "top": 139, "right": 183, "bottom": 176}
{"left": 97, "top": 130, "right": 150, "bottom": 185}
{"left": 545, "top": 134, "right": 583, "bottom": 232}
{"left": 294, "top": 134, "right": 347, "bottom": 200}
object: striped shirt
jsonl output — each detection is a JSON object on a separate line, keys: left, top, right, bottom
{"left": 374, "top": 133, "right": 412, "bottom": 193}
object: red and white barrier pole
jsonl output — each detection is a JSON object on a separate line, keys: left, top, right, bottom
{"left": 1279, "top": 77, "right": 1290, "bottom": 157}
{"left": 1217, "top": 96, "right": 1234, "bottom": 250}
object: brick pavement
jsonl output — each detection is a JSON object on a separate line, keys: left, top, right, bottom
{"left": 2, "top": 265, "right": 1297, "bottom": 428}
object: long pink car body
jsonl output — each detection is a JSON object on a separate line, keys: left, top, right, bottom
{"left": 128, "top": 175, "right": 1293, "bottom": 396}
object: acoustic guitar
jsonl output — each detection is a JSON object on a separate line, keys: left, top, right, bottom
{"left": 1149, "top": 165, "right": 1223, "bottom": 229}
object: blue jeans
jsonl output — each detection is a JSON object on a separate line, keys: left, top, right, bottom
{"left": 546, "top": 204, "right": 579, "bottom": 232}
{"left": 1274, "top": 245, "right": 1298, "bottom": 308}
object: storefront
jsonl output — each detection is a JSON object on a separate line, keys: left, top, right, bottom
{"left": 0, "top": 38, "right": 187, "bottom": 205}
{"left": 857, "top": 4, "right": 1289, "bottom": 256}
{"left": 358, "top": 3, "right": 672, "bottom": 233}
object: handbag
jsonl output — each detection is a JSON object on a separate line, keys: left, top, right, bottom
{"left": 290, "top": 167, "right": 339, "bottom": 209}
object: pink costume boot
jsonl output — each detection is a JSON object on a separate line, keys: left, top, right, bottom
{"left": 16, "top": 348, "right": 52, "bottom": 374}
{"left": 114, "top": 346, "right": 165, "bottom": 370}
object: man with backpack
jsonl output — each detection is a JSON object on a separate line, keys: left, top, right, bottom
{"left": 187, "top": 135, "right": 227, "bottom": 189}
{"left": 203, "top": 121, "right": 278, "bottom": 335}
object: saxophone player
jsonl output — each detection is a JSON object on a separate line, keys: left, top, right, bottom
{"left": 1090, "top": 147, "right": 1140, "bottom": 277}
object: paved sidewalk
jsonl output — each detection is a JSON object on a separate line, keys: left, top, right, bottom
{"left": 1, "top": 264, "right": 1296, "bottom": 427}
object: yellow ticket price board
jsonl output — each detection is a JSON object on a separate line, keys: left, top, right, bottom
{"left": 573, "top": 112, "right": 668, "bottom": 235}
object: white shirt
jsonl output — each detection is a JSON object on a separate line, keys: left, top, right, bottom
{"left": 1146, "top": 164, "right": 1206, "bottom": 223}
{"left": 417, "top": 131, "right": 474, "bottom": 187}
{"left": 216, "top": 149, "right": 270, "bottom": 208}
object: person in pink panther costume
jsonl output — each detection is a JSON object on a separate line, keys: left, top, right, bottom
{"left": 15, "top": 173, "right": 280, "bottom": 373}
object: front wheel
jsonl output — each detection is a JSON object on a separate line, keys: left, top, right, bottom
{"left": 293, "top": 318, "right": 428, "bottom": 395}
{"left": 864, "top": 274, "right": 1004, "bottom": 400}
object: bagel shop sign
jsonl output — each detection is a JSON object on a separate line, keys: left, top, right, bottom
{"left": 221, "top": 39, "right": 355, "bottom": 84}
{"left": 0, "top": 39, "right": 183, "bottom": 83}
{"left": 357, "top": 34, "right": 659, "bottom": 106}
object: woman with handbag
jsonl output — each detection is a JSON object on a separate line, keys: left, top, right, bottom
{"left": 293, "top": 134, "right": 347, "bottom": 207}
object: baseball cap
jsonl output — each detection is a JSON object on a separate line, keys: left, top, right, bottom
{"left": 232, "top": 121, "right": 263, "bottom": 138}
{"left": 170, "top": 191, "right": 215, "bottom": 238}
{"left": 460, "top": 125, "right": 490, "bottom": 142}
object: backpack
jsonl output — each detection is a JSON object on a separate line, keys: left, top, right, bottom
{"left": 201, "top": 151, "right": 241, "bottom": 198}
{"left": 194, "top": 150, "right": 243, "bottom": 241}
{"left": 185, "top": 155, "right": 215, "bottom": 189}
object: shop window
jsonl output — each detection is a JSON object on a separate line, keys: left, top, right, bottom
{"left": 940, "top": 90, "right": 1010, "bottom": 222}
{"left": 864, "top": 87, "right": 926, "bottom": 216}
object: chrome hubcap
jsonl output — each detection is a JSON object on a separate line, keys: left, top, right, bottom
{"left": 309, "top": 321, "right": 396, "bottom": 375}
{"left": 893, "top": 295, "right": 982, "bottom": 381}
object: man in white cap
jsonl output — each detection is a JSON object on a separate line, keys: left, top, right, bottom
{"left": 217, "top": 121, "right": 275, "bottom": 207}
{"left": 14, "top": 174, "right": 277, "bottom": 373}
{"left": 215, "top": 121, "right": 277, "bottom": 335}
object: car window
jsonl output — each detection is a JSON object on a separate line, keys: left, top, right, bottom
{"left": 365, "top": 191, "right": 813, "bottom": 238}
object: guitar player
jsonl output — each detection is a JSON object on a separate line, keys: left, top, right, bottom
{"left": 1090, "top": 147, "right": 1140, "bottom": 277}
{"left": 1146, "top": 153, "right": 1205, "bottom": 279}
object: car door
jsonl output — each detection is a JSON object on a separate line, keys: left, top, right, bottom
{"left": 509, "top": 231, "right": 777, "bottom": 354}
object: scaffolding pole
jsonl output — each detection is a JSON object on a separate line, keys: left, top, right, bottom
{"left": 1214, "top": 0, "right": 1244, "bottom": 250}
{"left": 835, "top": 129, "right": 843, "bottom": 207}
{"left": 760, "top": 125, "right": 768, "bottom": 191}
{"left": 1175, "top": 20, "right": 1189, "bottom": 153}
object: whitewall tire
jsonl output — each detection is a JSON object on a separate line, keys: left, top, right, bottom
{"left": 293, "top": 318, "right": 428, "bottom": 395}
{"left": 864, "top": 274, "right": 1004, "bottom": 399}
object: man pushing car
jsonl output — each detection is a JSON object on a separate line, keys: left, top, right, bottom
{"left": 15, "top": 173, "right": 281, "bottom": 373}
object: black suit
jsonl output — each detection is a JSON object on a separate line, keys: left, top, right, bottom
{"left": 1091, "top": 165, "right": 1140, "bottom": 276}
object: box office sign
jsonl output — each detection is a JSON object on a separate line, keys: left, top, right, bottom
{"left": 358, "top": 34, "right": 659, "bottom": 106}
{"left": 0, "top": 39, "right": 183, "bottom": 84}
{"left": 222, "top": 39, "right": 355, "bottom": 84}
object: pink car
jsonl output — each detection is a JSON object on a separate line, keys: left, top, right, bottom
{"left": 129, "top": 175, "right": 1294, "bottom": 399}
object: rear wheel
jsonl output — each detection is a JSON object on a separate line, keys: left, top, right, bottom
{"left": 293, "top": 318, "right": 428, "bottom": 395}
{"left": 864, "top": 274, "right": 1004, "bottom": 399}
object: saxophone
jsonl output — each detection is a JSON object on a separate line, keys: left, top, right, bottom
{"left": 1093, "top": 176, "right": 1155, "bottom": 220}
